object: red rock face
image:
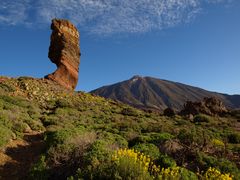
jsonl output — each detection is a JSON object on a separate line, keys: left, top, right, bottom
{"left": 45, "top": 19, "right": 80, "bottom": 90}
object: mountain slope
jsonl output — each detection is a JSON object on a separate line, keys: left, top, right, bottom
{"left": 91, "top": 76, "right": 240, "bottom": 111}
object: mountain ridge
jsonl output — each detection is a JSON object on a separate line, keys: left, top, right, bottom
{"left": 91, "top": 76, "right": 240, "bottom": 111}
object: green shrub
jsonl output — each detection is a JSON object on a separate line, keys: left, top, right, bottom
{"left": 151, "top": 133, "right": 174, "bottom": 143}
{"left": 0, "top": 124, "right": 12, "bottom": 147}
{"left": 228, "top": 133, "right": 240, "bottom": 144}
{"left": 178, "top": 168, "right": 198, "bottom": 180}
{"left": 54, "top": 107, "right": 80, "bottom": 118}
{"left": 98, "top": 131, "right": 128, "bottom": 148}
{"left": 177, "top": 128, "right": 210, "bottom": 146}
{"left": 0, "top": 99, "right": 4, "bottom": 109}
{"left": 27, "top": 105, "right": 42, "bottom": 119}
{"left": 133, "top": 132, "right": 174, "bottom": 145}
{"left": 29, "top": 156, "right": 49, "bottom": 180}
{"left": 194, "top": 114, "right": 211, "bottom": 123}
{"left": 41, "top": 116, "right": 59, "bottom": 127}
{"left": 133, "top": 143, "right": 160, "bottom": 159}
{"left": 157, "top": 154, "right": 177, "bottom": 168}
{"left": 231, "top": 145, "right": 240, "bottom": 154}
{"left": 45, "top": 126, "right": 86, "bottom": 147}
{"left": 0, "top": 95, "right": 30, "bottom": 108}
{"left": 121, "top": 107, "right": 139, "bottom": 116}
{"left": 55, "top": 99, "right": 74, "bottom": 108}
{"left": 0, "top": 114, "right": 13, "bottom": 129}
{"left": 24, "top": 119, "right": 44, "bottom": 131}
{"left": 82, "top": 140, "right": 114, "bottom": 179}
{"left": 12, "top": 122, "right": 30, "bottom": 133}
{"left": 84, "top": 140, "right": 113, "bottom": 164}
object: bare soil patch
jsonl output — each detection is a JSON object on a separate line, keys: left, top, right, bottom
{"left": 0, "top": 131, "right": 45, "bottom": 180}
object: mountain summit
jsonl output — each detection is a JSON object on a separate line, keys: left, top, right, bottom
{"left": 91, "top": 76, "right": 240, "bottom": 111}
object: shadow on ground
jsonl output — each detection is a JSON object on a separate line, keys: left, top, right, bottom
{"left": 0, "top": 132, "right": 45, "bottom": 180}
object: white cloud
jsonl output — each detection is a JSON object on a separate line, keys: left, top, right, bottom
{"left": 0, "top": 0, "right": 30, "bottom": 25}
{"left": 0, "top": 0, "right": 233, "bottom": 35}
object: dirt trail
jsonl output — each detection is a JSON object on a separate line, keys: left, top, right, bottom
{"left": 0, "top": 131, "right": 45, "bottom": 180}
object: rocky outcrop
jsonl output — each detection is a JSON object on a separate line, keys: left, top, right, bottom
{"left": 179, "top": 97, "right": 228, "bottom": 116}
{"left": 45, "top": 19, "right": 80, "bottom": 90}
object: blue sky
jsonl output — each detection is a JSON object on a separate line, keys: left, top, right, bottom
{"left": 0, "top": 0, "right": 239, "bottom": 95}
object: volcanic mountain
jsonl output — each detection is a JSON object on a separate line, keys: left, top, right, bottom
{"left": 91, "top": 76, "right": 240, "bottom": 111}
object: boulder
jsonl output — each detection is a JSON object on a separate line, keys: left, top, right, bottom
{"left": 45, "top": 19, "right": 81, "bottom": 90}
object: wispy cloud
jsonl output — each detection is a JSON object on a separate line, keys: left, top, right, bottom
{"left": 0, "top": 0, "right": 30, "bottom": 25}
{"left": 0, "top": 0, "right": 232, "bottom": 35}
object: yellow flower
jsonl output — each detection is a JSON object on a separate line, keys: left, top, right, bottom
{"left": 204, "top": 167, "right": 233, "bottom": 180}
{"left": 212, "top": 139, "right": 225, "bottom": 147}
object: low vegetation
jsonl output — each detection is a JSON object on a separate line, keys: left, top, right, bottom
{"left": 0, "top": 77, "right": 239, "bottom": 179}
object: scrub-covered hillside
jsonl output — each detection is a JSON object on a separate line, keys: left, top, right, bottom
{"left": 0, "top": 77, "right": 239, "bottom": 179}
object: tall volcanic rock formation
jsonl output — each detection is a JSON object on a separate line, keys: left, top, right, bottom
{"left": 45, "top": 19, "right": 80, "bottom": 90}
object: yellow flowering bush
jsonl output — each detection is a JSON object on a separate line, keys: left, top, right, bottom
{"left": 112, "top": 149, "right": 195, "bottom": 180}
{"left": 112, "top": 149, "right": 233, "bottom": 180}
{"left": 112, "top": 148, "right": 152, "bottom": 179}
{"left": 153, "top": 166, "right": 180, "bottom": 180}
{"left": 211, "top": 139, "right": 225, "bottom": 147}
{"left": 151, "top": 166, "right": 198, "bottom": 180}
{"left": 203, "top": 167, "right": 233, "bottom": 180}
